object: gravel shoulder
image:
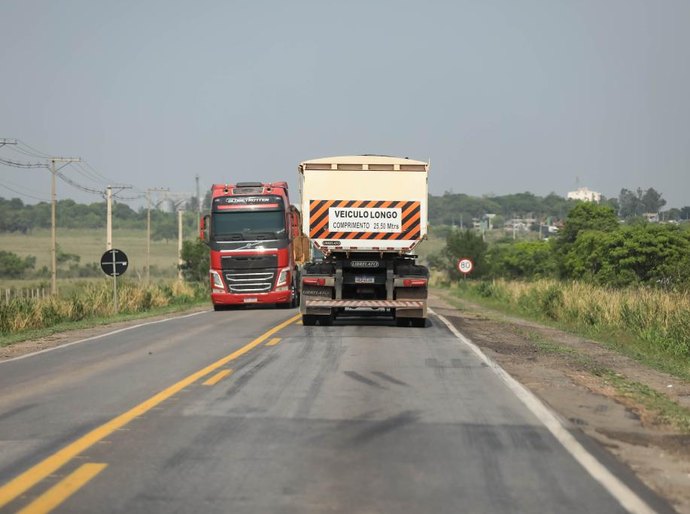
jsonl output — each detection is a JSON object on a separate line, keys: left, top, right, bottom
{"left": 430, "top": 289, "right": 690, "bottom": 514}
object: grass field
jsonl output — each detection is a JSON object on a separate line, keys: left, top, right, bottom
{"left": 0, "top": 228, "right": 192, "bottom": 289}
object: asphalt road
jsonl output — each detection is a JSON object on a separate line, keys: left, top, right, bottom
{"left": 0, "top": 307, "right": 670, "bottom": 513}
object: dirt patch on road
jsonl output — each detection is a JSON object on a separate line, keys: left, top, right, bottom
{"left": 430, "top": 290, "right": 690, "bottom": 514}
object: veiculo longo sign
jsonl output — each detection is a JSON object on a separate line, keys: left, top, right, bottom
{"left": 328, "top": 207, "right": 402, "bottom": 233}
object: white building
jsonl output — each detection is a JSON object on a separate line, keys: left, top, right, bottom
{"left": 567, "top": 187, "right": 601, "bottom": 203}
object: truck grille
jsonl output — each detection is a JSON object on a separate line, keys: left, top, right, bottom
{"left": 224, "top": 271, "right": 275, "bottom": 293}
{"left": 222, "top": 255, "right": 278, "bottom": 270}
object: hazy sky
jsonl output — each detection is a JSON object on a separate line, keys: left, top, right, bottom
{"left": 1, "top": 0, "right": 689, "bottom": 209}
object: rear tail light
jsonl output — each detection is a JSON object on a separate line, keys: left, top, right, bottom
{"left": 403, "top": 278, "right": 427, "bottom": 287}
{"left": 303, "top": 277, "right": 326, "bottom": 286}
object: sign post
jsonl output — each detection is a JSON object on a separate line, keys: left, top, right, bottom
{"left": 457, "top": 258, "right": 473, "bottom": 280}
{"left": 100, "top": 249, "right": 129, "bottom": 313}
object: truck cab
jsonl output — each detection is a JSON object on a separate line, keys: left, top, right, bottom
{"left": 201, "top": 182, "right": 299, "bottom": 310}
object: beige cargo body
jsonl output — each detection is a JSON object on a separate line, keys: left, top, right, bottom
{"left": 298, "top": 155, "right": 429, "bottom": 255}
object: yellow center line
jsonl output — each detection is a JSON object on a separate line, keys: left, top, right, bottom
{"left": 203, "top": 369, "right": 233, "bottom": 386}
{"left": 16, "top": 463, "right": 107, "bottom": 514}
{"left": 0, "top": 313, "right": 301, "bottom": 510}
{"left": 265, "top": 337, "right": 281, "bottom": 346}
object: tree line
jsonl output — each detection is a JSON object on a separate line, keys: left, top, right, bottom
{"left": 3, "top": 187, "right": 688, "bottom": 235}
{"left": 432, "top": 202, "right": 690, "bottom": 290}
{"left": 429, "top": 188, "right": 690, "bottom": 226}
{"left": 0, "top": 197, "right": 199, "bottom": 240}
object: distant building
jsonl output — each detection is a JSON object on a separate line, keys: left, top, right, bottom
{"left": 643, "top": 212, "right": 659, "bottom": 223}
{"left": 567, "top": 187, "right": 601, "bottom": 203}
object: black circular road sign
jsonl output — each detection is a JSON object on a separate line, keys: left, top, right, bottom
{"left": 100, "top": 249, "right": 129, "bottom": 277}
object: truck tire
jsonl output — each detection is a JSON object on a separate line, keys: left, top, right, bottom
{"left": 317, "top": 313, "right": 334, "bottom": 326}
{"left": 396, "top": 317, "right": 427, "bottom": 327}
{"left": 302, "top": 314, "right": 318, "bottom": 326}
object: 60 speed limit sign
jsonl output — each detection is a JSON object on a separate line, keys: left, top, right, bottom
{"left": 457, "top": 258, "right": 473, "bottom": 274}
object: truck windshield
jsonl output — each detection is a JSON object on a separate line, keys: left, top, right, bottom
{"left": 212, "top": 210, "right": 286, "bottom": 241}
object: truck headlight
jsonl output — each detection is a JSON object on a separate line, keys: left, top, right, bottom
{"left": 210, "top": 270, "right": 224, "bottom": 289}
{"left": 276, "top": 267, "right": 290, "bottom": 289}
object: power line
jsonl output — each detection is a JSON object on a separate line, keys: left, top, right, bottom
{"left": 16, "top": 140, "right": 52, "bottom": 159}
{"left": 0, "top": 182, "right": 49, "bottom": 202}
{"left": 81, "top": 160, "right": 117, "bottom": 184}
{"left": 0, "top": 177, "right": 49, "bottom": 200}
{"left": 0, "top": 156, "right": 48, "bottom": 169}
{"left": 54, "top": 170, "right": 104, "bottom": 195}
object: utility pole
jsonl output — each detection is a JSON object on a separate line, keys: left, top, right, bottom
{"left": 104, "top": 185, "right": 132, "bottom": 251}
{"left": 106, "top": 186, "right": 113, "bottom": 250}
{"left": 178, "top": 209, "right": 184, "bottom": 281}
{"left": 145, "top": 187, "right": 169, "bottom": 282}
{"left": 50, "top": 157, "right": 80, "bottom": 296}
{"left": 195, "top": 174, "right": 201, "bottom": 229}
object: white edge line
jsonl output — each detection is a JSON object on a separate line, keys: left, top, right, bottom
{"left": 429, "top": 308, "right": 657, "bottom": 514}
{"left": 0, "top": 310, "right": 210, "bottom": 365}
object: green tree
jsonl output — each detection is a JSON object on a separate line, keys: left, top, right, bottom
{"left": 442, "top": 229, "right": 488, "bottom": 279}
{"left": 152, "top": 217, "right": 177, "bottom": 242}
{"left": 179, "top": 238, "right": 210, "bottom": 282}
{"left": 563, "top": 224, "right": 690, "bottom": 287}
{"left": 488, "top": 240, "right": 557, "bottom": 279}
{"left": 557, "top": 202, "right": 619, "bottom": 245}
{"left": 556, "top": 202, "right": 620, "bottom": 279}
{"left": 0, "top": 251, "right": 36, "bottom": 278}
{"left": 641, "top": 187, "right": 666, "bottom": 213}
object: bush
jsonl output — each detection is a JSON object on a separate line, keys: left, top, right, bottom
{"left": 0, "top": 251, "right": 36, "bottom": 278}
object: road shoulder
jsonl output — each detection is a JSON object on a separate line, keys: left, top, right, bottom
{"left": 430, "top": 289, "right": 690, "bottom": 514}
{"left": 0, "top": 306, "right": 210, "bottom": 362}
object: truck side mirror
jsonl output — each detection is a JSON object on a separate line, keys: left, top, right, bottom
{"left": 200, "top": 214, "right": 210, "bottom": 244}
{"left": 289, "top": 206, "right": 301, "bottom": 239}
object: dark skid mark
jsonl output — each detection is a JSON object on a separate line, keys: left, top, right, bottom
{"left": 350, "top": 410, "right": 420, "bottom": 444}
{"left": 225, "top": 353, "right": 279, "bottom": 397}
{"left": 371, "top": 371, "right": 409, "bottom": 387}
{"left": 0, "top": 403, "right": 37, "bottom": 422}
{"left": 343, "top": 371, "right": 385, "bottom": 389}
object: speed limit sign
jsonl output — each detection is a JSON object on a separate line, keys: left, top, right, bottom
{"left": 457, "top": 258, "right": 473, "bottom": 274}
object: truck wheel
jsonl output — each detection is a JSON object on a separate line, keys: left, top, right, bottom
{"left": 290, "top": 278, "right": 299, "bottom": 308}
{"left": 213, "top": 304, "right": 225, "bottom": 312}
{"left": 411, "top": 318, "right": 427, "bottom": 328}
{"left": 317, "top": 314, "right": 333, "bottom": 326}
{"left": 302, "top": 315, "right": 318, "bottom": 326}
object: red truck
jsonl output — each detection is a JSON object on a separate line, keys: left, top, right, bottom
{"left": 200, "top": 181, "right": 302, "bottom": 311}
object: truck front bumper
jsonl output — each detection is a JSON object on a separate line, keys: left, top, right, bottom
{"left": 211, "top": 290, "right": 293, "bottom": 306}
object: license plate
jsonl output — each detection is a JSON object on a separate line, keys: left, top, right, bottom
{"left": 243, "top": 298, "right": 258, "bottom": 303}
{"left": 354, "top": 276, "right": 375, "bottom": 284}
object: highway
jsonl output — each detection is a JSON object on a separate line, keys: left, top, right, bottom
{"left": 0, "top": 307, "right": 671, "bottom": 513}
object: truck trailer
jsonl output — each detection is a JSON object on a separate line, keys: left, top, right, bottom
{"left": 298, "top": 155, "right": 429, "bottom": 327}
{"left": 200, "top": 181, "right": 301, "bottom": 310}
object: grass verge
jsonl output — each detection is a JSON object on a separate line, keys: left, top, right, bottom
{"left": 1, "top": 279, "right": 210, "bottom": 347}
{"left": 442, "top": 280, "right": 690, "bottom": 383}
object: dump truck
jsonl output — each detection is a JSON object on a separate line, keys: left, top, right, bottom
{"left": 200, "top": 181, "right": 302, "bottom": 310}
{"left": 298, "top": 155, "right": 429, "bottom": 327}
